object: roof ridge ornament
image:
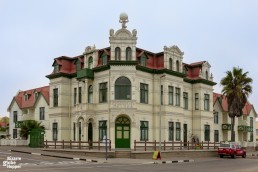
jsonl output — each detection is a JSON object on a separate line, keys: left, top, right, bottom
{"left": 119, "top": 12, "right": 129, "bottom": 29}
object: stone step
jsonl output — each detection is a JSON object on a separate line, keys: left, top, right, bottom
{"left": 115, "top": 151, "right": 131, "bottom": 158}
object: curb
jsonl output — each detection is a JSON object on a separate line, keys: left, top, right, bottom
{"left": 10, "top": 150, "right": 98, "bottom": 163}
{"left": 152, "top": 159, "right": 194, "bottom": 164}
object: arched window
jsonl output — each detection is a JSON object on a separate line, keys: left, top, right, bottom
{"left": 176, "top": 60, "right": 180, "bottom": 72}
{"left": 101, "top": 54, "right": 108, "bottom": 65}
{"left": 115, "top": 76, "right": 131, "bottom": 100}
{"left": 88, "top": 56, "right": 93, "bottom": 69}
{"left": 205, "top": 70, "right": 209, "bottom": 80}
{"left": 126, "top": 47, "right": 132, "bottom": 61}
{"left": 115, "top": 47, "right": 121, "bottom": 60}
{"left": 169, "top": 58, "right": 172, "bottom": 70}
{"left": 88, "top": 85, "right": 93, "bottom": 103}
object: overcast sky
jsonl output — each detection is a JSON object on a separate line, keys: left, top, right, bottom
{"left": 0, "top": 0, "right": 257, "bottom": 119}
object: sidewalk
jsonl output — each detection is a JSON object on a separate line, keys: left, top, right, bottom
{"left": 4, "top": 146, "right": 258, "bottom": 164}
{"left": 3, "top": 146, "right": 196, "bottom": 164}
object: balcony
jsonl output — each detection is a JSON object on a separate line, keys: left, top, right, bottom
{"left": 238, "top": 125, "right": 253, "bottom": 132}
{"left": 222, "top": 124, "right": 232, "bottom": 130}
{"left": 15, "top": 120, "right": 34, "bottom": 128}
{"left": 76, "top": 68, "right": 94, "bottom": 80}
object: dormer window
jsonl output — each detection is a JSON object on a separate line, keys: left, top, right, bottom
{"left": 24, "top": 94, "right": 29, "bottom": 101}
{"left": 115, "top": 47, "right": 121, "bottom": 60}
{"left": 88, "top": 56, "right": 93, "bottom": 69}
{"left": 101, "top": 53, "right": 108, "bottom": 65}
{"left": 34, "top": 92, "right": 38, "bottom": 99}
{"left": 76, "top": 60, "right": 81, "bottom": 71}
{"left": 169, "top": 58, "right": 173, "bottom": 70}
{"left": 54, "top": 64, "right": 59, "bottom": 73}
{"left": 140, "top": 55, "right": 147, "bottom": 67}
{"left": 126, "top": 47, "right": 132, "bottom": 61}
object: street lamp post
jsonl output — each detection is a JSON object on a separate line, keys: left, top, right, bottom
{"left": 159, "top": 75, "right": 166, "bottom": 153}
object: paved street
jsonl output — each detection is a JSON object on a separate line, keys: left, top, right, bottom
{"left": 1, "top": 146, "right": 258, "bottom": 172}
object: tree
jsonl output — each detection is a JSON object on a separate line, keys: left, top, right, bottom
{"left": 0, "top": 116, "right": 9, "bottom": 123}
{"left": 220, "top": 67, "right": 252, "bottom": 141}
{"left": 19, "top": 120, "right": 45, "bottom": 140}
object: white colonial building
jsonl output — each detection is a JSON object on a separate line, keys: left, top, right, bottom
{"left": 8, "top": 13, "right": 256, "bottom": 149}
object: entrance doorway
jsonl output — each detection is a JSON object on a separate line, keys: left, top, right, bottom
{"left": 115, "top": 116, "right": 130, "bottom": 148}
{"left": 88, "top": 122, "right": 93, "bottom": 142}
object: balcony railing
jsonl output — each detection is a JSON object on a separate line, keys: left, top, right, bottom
{"left": 76, "top": 68, "right": 94, "bottom": 80}
{"left": 238, "top": 125, "right": 253, "bottom": 132}
{"left": 222, "top": 124, "right": 232, "bottom": 130}
{"left": 15, "top": 120, "right": 34, "bottom": 128}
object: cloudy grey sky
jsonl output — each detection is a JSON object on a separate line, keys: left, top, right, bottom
{"left": 0, "top": 0, "right": 257, "bottom": 119}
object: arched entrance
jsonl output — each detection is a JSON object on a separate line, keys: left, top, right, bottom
{"left": 115, "top": 116, "right": 130, "bottom": 148}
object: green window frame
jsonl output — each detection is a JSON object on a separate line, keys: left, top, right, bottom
{"left": 169, "top": 122, "right": 174, "bottom": 141}
{"left": 168, "top": 86, "right": 173, "bottom": 105}
{"left": 13, "top": 129, "right": 17, "bottom": 139}
{"left": 53, "top": 122, "right": 58, "bottom": 141}
{"left": 175, "top": 87, "right": 180, "bottom": 106}
{"left": 214, "top": 130, "right": 219, "bottom": 142}
{"left": 74, "top": 88, "right": 77, "bottom": 105}
{"left": 53, "top": 88, "right": 58, "bottom": 107}
{"left": 183, "top": 92, "right": 188, "bottom": 109}
{"left": 39, "top": 107, "right": 45, "bottom": 120}
{"left": 140, "top": 83, "right": 148, "bottom": 104}
{"left": 99, "top": 82, "right": 107, "bottom": 103}
{"left": 140, "top": 56, "right": 147, "bottom": 67}
{"left": 195, "top": 93, "right": 199, "bottom": 110}
{"left": 176, "top": 122, "right": 181, "bottom": 141}
{"left": 115, "top": 76, "right": 131, "bottom": 100}
{"left": 140, "top": 121, "right": 148, "bottom": 141}
{"left": 204, "top": 125, "right": 210, "bottom": 141}
{"left": 13, "top": 111, "right": 17, "bottom": 123}
{"left": 101, "top": 54, "right": 108, "bottom": 65}
{"left": 204, "top": 94, "right": 210, "bottom": 111}
{"left": 78, "top": 87, "right": 82, "bottom": 104}
{"left": 99, "top": 120, "right": 107, "bottom": 140}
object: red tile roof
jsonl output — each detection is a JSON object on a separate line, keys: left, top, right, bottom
{"left": 10, "top": 86, "right": 49, "bottom": 110}
{"left": 213, "top": 92, "right": 254, "bottom": 116}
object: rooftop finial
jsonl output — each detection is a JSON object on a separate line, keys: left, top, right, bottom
{"left": 119, "top": 12, "right": 129, "bottom": 29}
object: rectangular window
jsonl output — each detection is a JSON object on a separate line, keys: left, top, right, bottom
{"left": 54, "top": 64, "right": 59, "bottom": 73}
{"left": 250, "top": 117, "right": 253, "bottom": 127}
{"left": 169, "top": 122, "right": 174, "bottom": 141}
{"left": 250, "top": 117, "right": 253, "bottom": 142}
{"left": 214, "top": 130, "right": 219, "bottom": 142}
{"left": 204, "top": 94, "right": 210, "bottom": 111}
{"left": 183, "top": 92, "right": 188, "bottom": 109}
{"left": 140, "top": 121, "right": 148, "bottom": 141}
{"left": 99, "top": 120, "right": 107, "bottom": 140}
{"left": 250, "top": 132, "right": 253, "bottom": 142}
{"left": 13, "top": 111, "right": 17, "bottom": 123}
{"left": 13, "top": 129, "right": 17, "bottom": 139}
{"left": 73, "top": 122, "right": 76, "bottom": 141}
{"left": 204, "top": 125, "right": 210, "bottom": 141}
{"left": 195, "top": 93, "right": 199, "bottom": 110}
{"left": 99, "top": 82, "right": 107, "bottom": 103}
{"left": 78, "top": 87, "right": 82, "bottom": 104}
{"left": 74, "top": 88, "right": 77, "bottom": 105}
{"left": 52, "top": 122, "right": 58, "bottom": 141}
{"left": 176, "top": 122, "right": 181, "bottom": 141}
{"left": 168, "top": 86, "right": 173, "bottom": 105}
{"left": 39, "top": 107, "right": 45, "bottom": 120}
{"left": 214, "top": 112, "right": 219, "bottom": 124}
{"left": 140, "top": 83, "right": 148, "bottom": 104}
{"left": 175, "top": 87, "right": 180, "bottom": 106}
{"left": 53, "top": 88, "right": 58, "bottom": 107}
{"left": 160, "top": 85, "right": 163, "bottom": 105}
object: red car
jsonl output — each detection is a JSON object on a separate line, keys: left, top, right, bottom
{"left": 218, "top": 142, "right": 246, "bottom": 159}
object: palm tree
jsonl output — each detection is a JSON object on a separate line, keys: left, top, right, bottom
{"left": 19, "top": 120, "right": 45, "bottom": 140}
{"left": 220, "top": 67, "right": 252, "bottom": 141}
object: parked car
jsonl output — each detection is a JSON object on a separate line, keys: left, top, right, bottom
{"left": 218, "top": 142, "right": 246, "bottom": 159}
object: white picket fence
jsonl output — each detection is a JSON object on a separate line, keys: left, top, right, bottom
{"left": 0, "top": 139, "right": 28, "bottom": 146}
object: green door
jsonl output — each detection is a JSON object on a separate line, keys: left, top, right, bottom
{"left": 115, "top": 116, "right": 130, "bottom": 148}
{"left": 29, "top": 128, "right": 45, "bottom": 148}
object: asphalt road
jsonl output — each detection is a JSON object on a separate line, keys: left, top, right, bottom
{"left": 1, "top": 148, "right": 258, "bottom": 172}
